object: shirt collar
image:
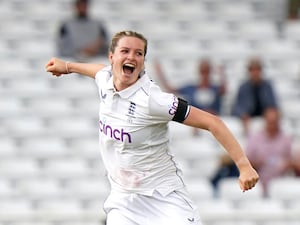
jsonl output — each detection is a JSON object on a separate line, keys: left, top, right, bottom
{"left": 105, "top": 68, "right": 148, "bottom": 99}
{"left": 106, "top": 75, "right": 115, "bottom": 91}
{"left": 118, "top": 74, "right": 148, "bottom": 99}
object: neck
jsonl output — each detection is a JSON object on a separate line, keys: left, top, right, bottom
{"left": 266, "top": 129, "right": 279, "bottom": 138}
{"left": 77, "top": 14, "right": 88, "bottom": 19}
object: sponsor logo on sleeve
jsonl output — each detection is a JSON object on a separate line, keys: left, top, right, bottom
{"left": 169, "top": 96, "right": 178, "bottom": 116}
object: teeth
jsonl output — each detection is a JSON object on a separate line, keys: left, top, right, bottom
{"left": 124, "top": 63, "right": 135, "bottom": 68}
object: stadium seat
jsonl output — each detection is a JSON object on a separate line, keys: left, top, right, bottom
{"left": 64, "top": 178, "right": 110, "bottom": 202}
{"left": 209, "top": 39, "right": 255, "bottom": 62}
{"left": 234, "top": 20, "right": 278, "bottom": 42}
{"left": 190, "top": 21, "right": 234, "bottom": 42}
{"left": 35, "top": 198, "right": 85, "bottom": 218}
{"left": 17, "top": 39, "right": 55, "bottom": 61}
{"left": 185, "top": 179, "right": 215, "bottom": 203}
{"left": 0, "top": 97, "right": 25, "bottom": 118}
{"left": 212, "top": 221, "right": 256, "bottom": 225}
{"left": 220, "top": 116, "right": 244, "bottom": 140}
{"left": 198, "top": 198, "right": 235, "bottom": 220}
{"left": 280, "top": 98, "right": 300, "bottom": 122}
{"left": 42, "top": 158, "right": 93, "bottom": 179}
{"left": 51, "top": 75, "right": 98, "bottom": 98}
{"left": 4, "top": 116, "right": 47, "bottom": 138}
{"left": 263, "top": 221, "right": 300, "bottom": 225}
{"left": 0, "top": 179, "right": 18, "bottom": 199}
{"left": 168, "top": 1, "right": 208, "bottom": 21}
{"left": 74, "top": 97, "right": 100, "bottom": 117}
{"left": 238, "top": 198, "right": 285, "bottom": 218}
{"left": 68, "top": 137, "right": 102, "bottom": 161}
{"left": 47, "top": 116, "right": 97, "bottom": 139}
{"left": 26, "top": 97, "right": 74, "bottom": 117}
{"left": 5, "top": 78, "right": 53, "bottom": 98}
{"left": 218, "top": 177, "right": 264, "bottom": 203}
{"left": 167, "top": 121, "right": 194, "bottom": 140}
{"left": 0, "top": 198, "right": 35, "bottom": 218}
{"left": 0, "top": 158, "right": 41, "bottom": 179}
{"left": 273, "top": 79, "right": 300, "bottom": 102}
{"left": 268, "top": 177, "right": 300, "bottom": 204}
{"left": 34, "top": 195, "right": 104, "bottom": 224}
{"left": 284, "top": 21, "right": 300, "bottom": 42}
{"left": 20, "top": 136, "right": 68, "bottom": 159}
{"left": 18, "top": 178, "right": 64, "bottom": 201}
{"left": 59, "top": 222, "right": 104, "bottom": 225}
{"left": 0, "top": 137, "right": 18, "bottom": 158}
{"left": 247, "top": 117, "right": 264, "bottom": 133}
{"left": 9, "top": 222, "right": 53, "bottom": 225}
{"left": 258, "top": 39, "right": 300, "bottom": 61}
{"left": 214, "top": 1, "right": 256, "bottom": 23}
{"left": 277, "top": 59, "right": 300, "bottom": 81}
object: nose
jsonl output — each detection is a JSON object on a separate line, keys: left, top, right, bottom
{"left": 127, "top": 51, "right": 136, "bottom": 60}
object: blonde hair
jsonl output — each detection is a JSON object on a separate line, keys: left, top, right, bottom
{"left": 109, "top": 30, "right": 148, "bottom": 56}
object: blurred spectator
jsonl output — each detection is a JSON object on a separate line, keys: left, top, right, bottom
{"left": 232, "top": 58, "right": 279, "bottom": 135}
{"left": 154, "top": 58, "right": 226, "bottom": 136}
{"left": 288, "top": 0, "right": 300, "bottom": 20}
{"left": 210, "top": 153, "right": 239, "bottom": 196}
{"left": 56, "top": 0, "right": 109, "bottom": 60}
{"left": 245, "top": 107, "right": 293, "bottom": 197}
{"left": 154, "top": 58, "right": 226, "bottom": 115}
{"left": 289, "top": 143, "right": 300, "bottom": 176}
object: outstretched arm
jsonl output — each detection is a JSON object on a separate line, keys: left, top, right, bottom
{"left": 183, "top": 106, "right": 259, "bottom": 192}
{"left": 153, "top": 60, "right": 177, "bottom": 93}
{"left": 45, "top": 57, "right": 107, "bottom": 79}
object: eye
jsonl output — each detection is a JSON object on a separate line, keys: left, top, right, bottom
{"left": 121, "top": 49, "right": 128, "bottom": 54}
{"left": 136, "top": 52, "right": 143, "bottom": 56}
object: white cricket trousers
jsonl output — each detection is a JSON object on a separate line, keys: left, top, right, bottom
{"left": 104, "top": 188, "right": 203, "bottom": 225}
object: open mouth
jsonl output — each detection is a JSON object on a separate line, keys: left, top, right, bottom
{"left": 123, "top": 63, "right": 135, "bottom": 75}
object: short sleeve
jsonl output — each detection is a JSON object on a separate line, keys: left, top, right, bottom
{"left": 148, "top": 84, "right": 187, "bottom": 122}
{"left": 95, "top": 66, "right": 111, "bottom": 88}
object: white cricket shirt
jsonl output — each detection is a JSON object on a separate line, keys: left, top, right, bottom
{"left": 95, "top": 66, "right": 187, "bottom": 196}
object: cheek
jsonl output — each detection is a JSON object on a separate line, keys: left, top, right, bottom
{"left": 139, "top": 60, "right": 145, "bottom": 70}
{"left": 111, "top": 59, "right": 122, "bottom": 69}
{"left": 110, "top": 54, "right": 121, "bottom": 64}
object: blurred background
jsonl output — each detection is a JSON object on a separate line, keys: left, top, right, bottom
{"left": 1, "top": 0, "right": 300, "bottom": 225}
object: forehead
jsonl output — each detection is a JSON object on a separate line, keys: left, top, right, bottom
{"left": 116, "top": 36, "right": 145, "bottom": 51}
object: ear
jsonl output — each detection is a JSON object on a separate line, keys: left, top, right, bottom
{"left": 108, "top": 52, "right": 113, "bottom": 64}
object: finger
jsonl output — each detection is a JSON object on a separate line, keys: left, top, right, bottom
{"left": 239, "top": 179, "right": 253, "bottom": 192}
{"left": 51, "top": 72, "right": 61, "bottom": 77}
{"left": 239, "top": 179, "right": 248, "bottom": 192}
{"left": 239, "top": 180, "right": 245, "bottom": 191}
{"left": 247, "top": 179, "right": 258, "bottom": 191}
{"left": 45, "top": 59, "right": 55, "bottom": 69}
{"left": 46, "top": 64, "right": 56, "bottom": 73}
